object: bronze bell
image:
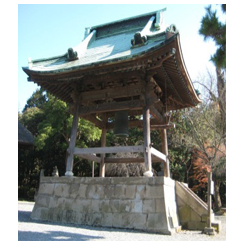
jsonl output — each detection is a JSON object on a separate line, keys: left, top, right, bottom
{"left": 114, "top": 110, "right": 129, "bottom": 137}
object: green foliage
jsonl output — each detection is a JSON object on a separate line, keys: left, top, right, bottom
{"left": 199, "top": 5, "right": 226, "bottom": 69}
{"left": 18, "top": 89, "right": 102, "bottom": 200}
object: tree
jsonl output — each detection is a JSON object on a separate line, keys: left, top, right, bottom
{"left": 199, "top": 4, "right": 226, "bottom": 69}
{"left": 199, "top": 4, "right": 226, "bottom": 146}
{"left": 197, "top": 5, "right": 226, "bottom": 210}
{"left": 183, "top": 72, "right": 226, "bottom": 210}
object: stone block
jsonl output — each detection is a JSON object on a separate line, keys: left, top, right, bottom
{"left": 96, "top": 184, "right": 105, "bottom": 199}
{"left": 112, "top": 213, "right": 123, "bottom": 228}
{"left": 102, "top": 213, "right": 113, "bottom": 227}
{"left": 147, "top": 213, "right": 168, "bottom": 230}
{"left": 99, "top": 199, "right": 111, "bottom": 213}
{"left": 124, "top": 185, "right": 136, "bottom": 199}
{"left": 111, "top": 177, "right": 148, "bottom": 185}
{"left": 155, "top": 198, "right": 165, "bottom": 213}
{"left": 39, "top": 183, "right": 55, "bottom": 195}
{"left": 79, "top": 184, "right": 87, "bottom": 198}
{"left": 145, "top": 185, "right": 164, "bottom": 199}
{"left": 142, "top": 199, "right": 155, "bottom": 213}
{"left": 54, "top": 208, "right": 64, "bottom": 222}
{"left": 35, "top": 195, "right": 50, "bottom": 207}
{"left": 135, "top": 185, "right": 146, "bottom": 200}
{"left": 114, "top": 185, "right": 125, "bottom": 199}
{"left": 54, "top": 183, "right": 70, "bottom": 197}
{"left": 121, "top": 213, "right": 134, "bottom": 229}
{"left": 119, "top": 200, "right": 132, "bottom": 213}
{"left": 133, "top": 213, "right": 147, "bottom": 230}
{"left": 91, "top": 212, "right": 103, "bottom": 226}
{"left": 31, "top": 206, "right": 48, "bottom": 221}
{"left": 131, "top": 200, "right": 142, "bottom": 213}
{"left": 91, "top": 200, "right": 100, "bottom": 212}
{"left": 63, "top": 209, "right": 76, "bottom": 224}
{"left": 55, "top": 197, "right": 67, "bottom": 208}
{"left": 104, "top": 185, "right": 115, "bottom": 199}
{"left": 109, "top": 199, "right": 120, "bottom": 213}
{"left": 86, "top": 185, "right": 103, "bottom": 199}
{"left": 68, "top": 183, "right": 80, "bottom": 198}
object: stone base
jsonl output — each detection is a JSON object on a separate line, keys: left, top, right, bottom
{"left": 31, "top": 176, "right": 181, "bottom": 235}
{"left": 203, "top": 227, "right": 216, "bottom": 235}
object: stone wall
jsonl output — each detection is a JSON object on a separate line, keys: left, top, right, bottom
{"left": 31, "top": 176, "right": 181, "bottom": 235}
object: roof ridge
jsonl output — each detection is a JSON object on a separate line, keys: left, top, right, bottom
{"left": 87, "top": 7, "right": 167, "bottom": 32}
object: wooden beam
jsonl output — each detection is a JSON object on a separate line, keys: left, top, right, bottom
{"left": 80, "top": 70, "right": 145, "bottom": 86}
{"left": 75, "top": 153, "right": 101, "bottom": 163}
{"left": 150, "top": 123, "right": 175, "bottom": 130}
{"left": 104, "top": 157, "right": 164, "bottom": 163}
{"left": 106, "top": 119, "right": 143, "bottom": 130}
{"left": 106, "top": 118, "right": 168, "bottom": 130}
{"left": 151, "top": 147, "right": 167, "bottom": 163}
{"left": 74, "top": 145, "right": 144, "bottom": 155}
{"left": 150, "top": 106, "right": 165, "bottom": 124}
{"left": 83, "top": 115, "right": 104, "bottom": 129}
{"left": 79, "top": 83, "right": 144, "bottom": 103}
{"left": 78, "top": 99, "right": 145, "bottom": 116}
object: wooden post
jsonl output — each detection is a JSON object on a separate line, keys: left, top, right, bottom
{"left": 99, "top": 114, "right": 107, "bottom": 177}
{"left": 143, "top": 106, "right": 152, "bottom": 173}
{"left": 92, "top": 161, "right": 95, "bottom": 177}
{"left": 207, "top": 171, "right": 212, "bottom": 228}
{"left": 204, "top": 171, "right": 215, "bottom": 235}
{"left": 161, "top": 129, "right": 170, "bottom": 177}
{"left": 65, "top": 104, "right": 79, "bottom": 176}
{"left": 161, "top": 105, "right": 170, "bottom": 177}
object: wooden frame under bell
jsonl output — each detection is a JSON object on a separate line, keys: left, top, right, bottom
{"left": 64, "top": 73, "right": 173, "bottom": 177}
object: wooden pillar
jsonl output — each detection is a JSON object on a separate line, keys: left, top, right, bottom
{"left": 99, "top": 114, "right": 107, "bottom": 177}
{"left": 143, "top": 106, "right": 152, "bottom": 173}
{"left": 65, "top": 104, "right": 79, "bottom": 176}
{"left": 92, "top": 161, "right": 95, "bottom": 177}
{"left": 204, "top": 171, "right": 215, "bottom": 235}
{"left": 161, "top": 105, "right": 171, "bottom": 177}
{"left": 161, "top": 129, "right": 170, "bottom": 177}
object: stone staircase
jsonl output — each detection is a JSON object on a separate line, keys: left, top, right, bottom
{"left": 175, "top": 181, "right": 220, "bottom": 232}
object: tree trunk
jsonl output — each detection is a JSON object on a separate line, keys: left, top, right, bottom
{"left": 216, "top": 68, "right": 226, "bottom": 146}
{"left": 213, "top": 179, "right": 222, "bottom": 211}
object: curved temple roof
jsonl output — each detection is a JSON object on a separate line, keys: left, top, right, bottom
{"left": 23, "top": 8, "right": 201, "bottom": 113}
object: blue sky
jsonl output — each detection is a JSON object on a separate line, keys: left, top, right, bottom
{"left": 18, "top": 4, "right": 225, "bottom": 112}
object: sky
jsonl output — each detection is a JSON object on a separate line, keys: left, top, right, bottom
{"left": 18, "top": 4, "right": 225, "bottom": 112}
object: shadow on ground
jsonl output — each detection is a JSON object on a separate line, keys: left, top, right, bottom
{"left": 18, "top": 230, "right": 104, "bottom": 241}
{"left": 18, "top": 210, "right": 105, "bottom": 241}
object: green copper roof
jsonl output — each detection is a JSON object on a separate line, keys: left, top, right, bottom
{"left": 23, "top": 8, "right": 177, "bottom": 74}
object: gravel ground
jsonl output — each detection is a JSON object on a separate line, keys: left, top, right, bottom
{"left": 18, "top": 201, "right": 226, "bottom": 241}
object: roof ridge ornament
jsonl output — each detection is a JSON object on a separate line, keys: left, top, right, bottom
{"left": 166, "top": 24, "right": 178, "bottom": 39}
{"left": 67, "top": 30, "right": 96, "bottom": 61}
{"left": 67, "top": 48, "right": 78, "bottom": 61}
{"left": 154, "top": 8, "right": 165, "bottom": 30}
{"left": 131, "top": 16, "right": 155, "bottom": 47}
